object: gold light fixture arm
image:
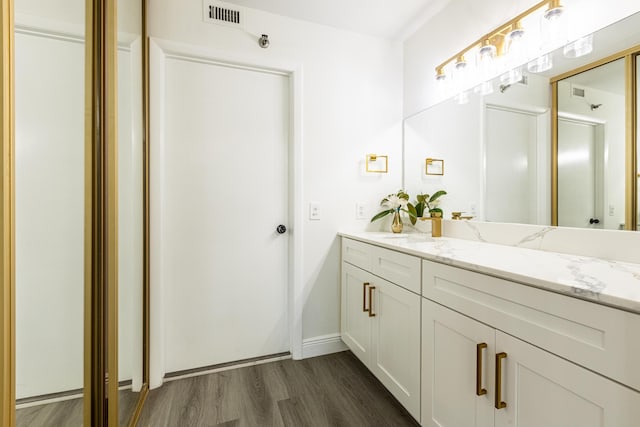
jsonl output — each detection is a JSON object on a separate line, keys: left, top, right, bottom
{"left": 435, "top": 0, "right": 560, "bottom": 75}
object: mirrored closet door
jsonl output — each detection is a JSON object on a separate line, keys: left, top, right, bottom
{"left": 1, "top": 0, "right": 148, "bottom": 425}
{"left": 14, "top": 1, "right": 86, "bottom": 424}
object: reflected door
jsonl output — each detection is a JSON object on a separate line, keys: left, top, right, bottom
{"left": 485, "top": 106, "right": 538, "bottom": 224}
{"left": 558, "top": 119, "right": 601, "bottom": 228}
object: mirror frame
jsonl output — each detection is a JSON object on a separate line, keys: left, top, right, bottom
{"left": 0, "top": 0, "right": 15, "bottom": 425}
{"left": 551, "top": 45, "right": 640, "bottom": 230}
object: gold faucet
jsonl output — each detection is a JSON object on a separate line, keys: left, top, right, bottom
{"left": 452, "top": 211, "right": 474, "bottom": 220}
{"left": 419, "top": 214, "right": 442, "bottom": 237}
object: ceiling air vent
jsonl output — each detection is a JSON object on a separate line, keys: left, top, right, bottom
{"left": 203, "top": 1, "right": 245, "bottom": 29}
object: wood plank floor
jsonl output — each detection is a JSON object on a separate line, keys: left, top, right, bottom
{"left": 15, "top": 388, "right": 141, "bottom": 426}
{"left": 138, "top": 351, "right": 419, "bottom": 427}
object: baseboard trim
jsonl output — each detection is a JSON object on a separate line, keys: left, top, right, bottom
{"left": 164, "top": 352, "right": 292, "bottom": 383}
{"left": 16, "top": 380, "right": 133, "bottom": 409}
{"left": 302, "top": 334, "right": 348, "bottom": 359}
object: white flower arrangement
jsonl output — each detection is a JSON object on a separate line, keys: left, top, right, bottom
{"left": 370, "top": 190, "right": 416, "bottom": 223}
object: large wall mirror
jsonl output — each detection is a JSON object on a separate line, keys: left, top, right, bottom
{"left": 404, "top": 11, "right": 640, "bottom": 231}
{"left": 11, "top": 0, "right": 147, "bottom": 425}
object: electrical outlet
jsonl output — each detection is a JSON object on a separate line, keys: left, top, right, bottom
{"left": 469, "top": 203, "right": 477, "bottom": 216}
{"left": 609, "top": 204, "right": 615, "bottom": 216}
{"left": 356, "top": 202, "right": 366, "bottom": 219}
{"left": 309, "top": 202, "right": 321, "bottom": 220}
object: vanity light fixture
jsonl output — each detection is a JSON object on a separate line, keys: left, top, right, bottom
{"left": 366, "top": 154, "right": 388, "bottom": 173}
{"left": 434, "top": 0, "right": 588, "bottom": 96}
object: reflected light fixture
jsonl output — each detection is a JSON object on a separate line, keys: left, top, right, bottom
{"left": 564, "top": 34, "right": 594, "bottom": 58}
{"left": 433, "top": 0, "right": 588, "bottom": 97}
{"left": 527, "top": 53, "right": 552, "bottom": 73}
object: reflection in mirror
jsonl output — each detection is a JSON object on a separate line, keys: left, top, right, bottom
{"left": 404, "top": 11, "right": 640, "bottom": 229}
{"left": 14, "top": 1, "right": 85, "bottom": 425}
{"left": 557, "top": 59, "right": 625, "bottom": 230}
{"left": 404, "top": 72, "right": 551, "bottom": 223}
{"left": 118, "top": 0, "right": 144, "bottom": 424}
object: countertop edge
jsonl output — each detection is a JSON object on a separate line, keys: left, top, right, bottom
{"left": 338, "top": 232, "right": 640, "bottom": 315}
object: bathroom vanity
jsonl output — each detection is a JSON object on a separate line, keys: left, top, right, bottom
{"left": 340, "top": 231, "right": 640, "bottom": 426}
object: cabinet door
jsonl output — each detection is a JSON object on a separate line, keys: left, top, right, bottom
{"left": 422, "top": 299, "right": 495, "bottom": 427}
{"left": 341, "top": 262, "right": 373, "bottom": 364}
{"left": 495, "top": 331, "right": 640, "bottom": 427}
{"left": 370, "top": 279, "right": 421, "bottom": 420}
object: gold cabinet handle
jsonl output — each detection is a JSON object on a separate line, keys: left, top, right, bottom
{"left": 495, "top": 352, "right": 507, "bottom": 409}
{"left": 362, "top": 282, "right": 370, "bottom": 312}
{"left": 368, "top": 286, "right": 376, "bottom": 317}
{"left": 476, "top": 343, "right": 487, "bottom": 396}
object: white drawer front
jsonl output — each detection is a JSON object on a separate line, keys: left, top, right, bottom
{"left": 372, "top": 246, "right": 421, "bottom": 294}
{"left": 422, "top": 260, "right": 640, "bottom": 392}
{"left": 342, "top": 238, "right": 373, "bottom": 271}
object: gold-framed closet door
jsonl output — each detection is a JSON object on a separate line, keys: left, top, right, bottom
{"left": 84, "top": 0, "right": 119, "bottom": 425}
{"left": 2, "top": 0, "right": 150, "bottom": 425}
{"left": 0, "top": 0, "right": 15, "bottom": 425}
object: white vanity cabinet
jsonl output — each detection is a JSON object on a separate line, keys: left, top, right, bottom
{"left": 422, "top": 260, "right": 640, "bottom": 427}
{"left": 340, "top": 234, "right": 640, "bottom": 427}
{"left": 341, "top": 238, "right": 421, "bottom": 420}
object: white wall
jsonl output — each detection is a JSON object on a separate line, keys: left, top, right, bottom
{"left": 148, "top": 0, "right": 403, "bottom": 375}
{"left": 403, "top": 0, "right": 640, "bottom": 117}
{"left": 403, "top": 96, "right": 483, "bottom": 218}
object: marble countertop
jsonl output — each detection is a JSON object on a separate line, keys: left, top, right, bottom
{"left": 339, "top": 231, "right": 640, "bottom": 314}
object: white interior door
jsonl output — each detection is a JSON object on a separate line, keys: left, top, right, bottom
{"left": 485, "top": 106, "right": 538, "bottom": 224}
{"left": 162, "top": 57, "right": 290, "bottom": 372}
{"left": 558, "top": 119, "right": 600, "bottom": 228}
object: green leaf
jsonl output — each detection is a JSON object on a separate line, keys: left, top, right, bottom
{"left": 406, "top": 203, "right": 418, "bottom": 225}
{"left": 429, "top": 190, "right": 447, "bottom": 203}
{"left": 429, "top": 208, "right": 443, "bottom": 214}
{"left": 370, "top": 209, "right": 393, "bottom": 222}
{"left": 414, "top": 202, "right": 425, "bottom": 217}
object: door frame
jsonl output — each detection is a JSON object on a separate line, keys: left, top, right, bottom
{"left": 148, "top": 37, "right": 304, "bottom": 388}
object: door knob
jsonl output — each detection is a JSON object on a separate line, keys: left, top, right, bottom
{"left": 276, "top": 224, "right": 287, "bottom": 234}
{"left": 589, "top": 218, "right": 600, "bottom": 224}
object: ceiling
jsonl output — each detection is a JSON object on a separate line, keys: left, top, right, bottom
{"left": 223, "top": 0, "right": 451, "bottom": 40}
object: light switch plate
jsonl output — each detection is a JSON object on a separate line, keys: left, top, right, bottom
{"left": 309, "top": 202, "right": 321, "bottom": 220}
{"left": 356, "top": 202, "right": 366, "bottom": 220}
